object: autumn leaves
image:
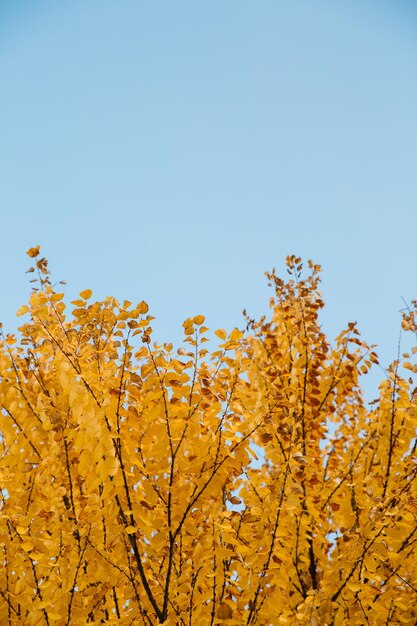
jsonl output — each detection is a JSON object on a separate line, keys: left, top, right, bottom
{"left": 0, "top": 249, "right": 416, "bottom": 624}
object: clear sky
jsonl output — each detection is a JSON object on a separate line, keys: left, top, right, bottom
{"left": 1, "top": 0, "right": 417, "bottom": 396}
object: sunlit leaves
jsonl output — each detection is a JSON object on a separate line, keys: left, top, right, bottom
{"left": 0, "top": 251, "right": 416, "bottom": 624}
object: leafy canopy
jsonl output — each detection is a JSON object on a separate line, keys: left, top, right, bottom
{"left": 0, "top": 248, "right": 416, "bottom": 625}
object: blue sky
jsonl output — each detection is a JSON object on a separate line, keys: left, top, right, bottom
{"left": 1, "top": 0, "right": 417, "bottom": 395}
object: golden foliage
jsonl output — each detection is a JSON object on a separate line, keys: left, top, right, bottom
{"left": 0, "top": 251, "right": 416, "bottom": 624}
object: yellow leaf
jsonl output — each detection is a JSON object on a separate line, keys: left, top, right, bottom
{"left": 230, "top": 328, "right": 243, "bottom": 341}
{"left": 15, "top": 579, "right": 26, "bottom": 594}
{"left": 217, "top": 601, "right": 233, "bottom": 619}
{"left": 26, "top": 245, "right": 40, "bottom": 257}
{"left": 22, "top": 539, "right": 35, "bottom": 552}
{"left": 79, "top": 449, "right": 93, "bottom": 476}
{"left": 80, "top": 289, "right": 92, "bottom": 300}
{"left": 215, "top": 329, "right": 227, "bottom": 340}
{"left": 48, "top": 613, "right": 62, "bottom": 621}
{"left": 125, "top": 525, "right": 137, "bottom": 534}
{"left": 38, "top": 601, "right": 51, "bottom": 609}
{"left": 193, "top": 315, "right": 205, "bottom": 325}
{"left": 138, "top": 300, "right": 149, "bottom": 314}
{"left": 101, "top": 455, "right": 118, "bottom": 478}
{"left": 16, "top": 305, "right": 30, "bottom": 317}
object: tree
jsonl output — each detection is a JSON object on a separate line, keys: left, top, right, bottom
{"left": 0, "top": 247, "right": 416, "bottom": 625}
